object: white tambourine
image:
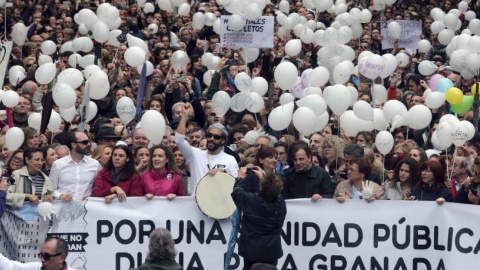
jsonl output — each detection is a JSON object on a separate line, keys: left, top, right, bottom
{"left": 195, "top": 172, "right": 237, "bottom": 220}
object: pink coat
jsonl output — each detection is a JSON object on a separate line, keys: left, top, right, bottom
{"left": 141, "top": 169, "right": 185, "bottom": 196}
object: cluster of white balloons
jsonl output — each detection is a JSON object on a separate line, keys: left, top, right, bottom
{"left": 431, "top": 115, "right": 475, "bottom": 151}
{"left": 75, "top": 3, "right": 122, "bottom": 42}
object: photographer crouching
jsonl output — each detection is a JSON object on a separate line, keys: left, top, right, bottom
{"left": 231, "top": 166, "right": 287, "bottom": 270}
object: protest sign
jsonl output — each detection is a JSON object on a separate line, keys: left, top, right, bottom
{"left": 1, "top": 198, "right": 480, "bottom": 269}
{"left": 381, "top": 20, "right": 422, "bottom": 55}
{"left": 220, "top": 16, "right": 274, "bottom": 48}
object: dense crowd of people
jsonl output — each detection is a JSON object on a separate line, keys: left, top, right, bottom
{"left": 0, "top": 0, "right": 480, "bottom": 268}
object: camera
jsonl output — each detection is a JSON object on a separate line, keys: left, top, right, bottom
{"left": 338, "top": 169, "right": 348, "bottom": 180}
{"left": 6, "top": 176, "right": 15, "bottom": 185}
{"left": 246, "top": 168, "right": 254, "bottom": 175}
{"left": 173, "top": 73, "right": 186, "bottom": 82}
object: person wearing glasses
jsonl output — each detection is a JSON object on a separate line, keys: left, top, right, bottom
{"left": 175, "top": 103, "right": 238, "bottom": 195}
{"left": 0, "top": 236, "right": 75, "bottom": 270}
{"left": 6, "top": 148, "right": 54, "bottom": 207}
{"left": 50, "top": 132, "right": 102, "bottom": 202}
{"left": 2, "top": 149, "right": 24, "bottom": 177}
{"left": 455, "top": 156, "right": 480, "bottom": 205}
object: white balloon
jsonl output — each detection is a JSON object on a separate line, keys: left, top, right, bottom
{"left": 205, "top": 12, "right": 217, "bottom": 26}
{"left": 116, "top": 97, "right": 136, "bottom": 124}
{"left": 212, "top": 91, "right": 231, "bottom": 117}
{"left": 279, "top": 0, "right": 290, "bottom": 13}
{"left": 431, "top": 21, "right": 446, "bottom": 34}
{"left": 358, "top": 54, "right": 385, "bottom": 79}
{"left": 245, "top": 92, "right": 264, "bottom": 113}
{"left": 443, "top": 13, "right": 458, "bottom": 29}
{"left": 268, "top": 103, "right": 294, "bottom": 131}
{"left": 143, "top": 2, "right": 155, "bottom": 13}
{"left": 418, "top": 60, "right": 438, "bottom": 76}
{"left": 353, "top": 100, "right": 373, "bottom": 121}
{"left": 147, "top": 23, "right": 158, "bottom": 35}
{"left": 372, "top": 84, "right": 387, "bottom": 103}
{"left": 12, "top": 23, "right": 27, "bottom": 46}
{"left": 126, "top": 34, "right": 148, "bottom": 54}
{"left": 87, "top": 70, "right": 110, "bottom": 100}
{"left": 41, "top": 40, "right": 57, "bottom": 55}
{"left": 230, "top": 92, "right": 248, "bottom": 112}
{"left": 192, "top": 12, "right": 206, "bottom": 30}
{"left": 2, "top": 90, "right": 19, "bottom": 108}
{"left": 157, "top": 0, "right": 174, "bottom": 12}
{"left": 28, "top": 112, "right": 42, "bottom": 131}
{"left": 38, "top": 54, "right": 53, "bottom": 66}
{"left": 9, "top": 70, "right": 25, "bottom": 86}
{"left": 35, "top": 63, "right": 57, "bottom": 85}
{"left": 465, "top": 11, "right": 476, "bottom": 21}
{"left": 451, "top": 122, "right": 469, "bottom": 147}
{"left": 293, "top": 107, "right": 316, "bottom": 135}
{"left": 307, "top": 67, "right": 329, "bottom": 87}
{"left": 436, "top": 121, "right": 453, "bottom": 148}
{"left": 375, "top": 131, "right": 394, "bottom": 155}
{"left": 234, "top": 72, "right": 251, "bottom": 92}
{"left": 124, "top": 46, "right": 146, "bottom": 67}
{"left": 178, "top": 3, "right": 191, "bottom": 16}
{"left": 250, "top": 77, "right": 268, "bottom": 96}
{"left": 79, "top": 54, "right": 95, "bottom": 68}
{"left": 60, "top": 106, "right": 77, "bottom": 122}
{"left": 136, "top": 61, "right": 154, "bottom": 76}
{"left": 170, "top": 50, "right": 189, "bottom": 70}
{"left": 203, "top": 70, "right": 215, "bottom": 86}
{"left": 47, "top": 110, "right": 62, "bottom": 132}
{"left": 92, "top": 21, "right": 110, "bottom": 43}
{"left": 108, "top": 30, "right": 122, "bottom": 47}
{"left": 141, "top": 110, "right": 166, "bottom": 144}
{"left": 296, "top": 95, "right": 327, "bottom": 116}
{"left": 213, "top": 19, "right": 221, "bottom": 35}
{"left": 61, "top": 41, "right": 73, "bottom": 53}
{"left": 58, "top": 68, "right": 84, "bottom": 89}
{"left": 80, "top": 37, "right": 94, "bottom": 53}
{"left": 395, "top": 52, "right": 410, "bottom": 68}
{"left": 314, "top": 111, "right": 330, "bottom": 132}
{"left": 407, "top": 105, "right": 432, "bottom": 129}
{"left": 333, "top": 62, "right": 352, "bottom": 84}
{"left": 382, "top": 100, "right": 407, "bottom": 123}
{"left": 78, "top": 8, "right": 98, "bottom": 28}
{"left": 461, "top": 120, "right": 475, "bottom": 140}
{"left": 5, "top": 127, "right": 24, "bottom": 151}
{"left": 53, "top": 83, "right": 76, "bottom": 109}
{"left": 274, "top": 61, "right": 298, "bottom": 90}
{"left": 373, "top": 108, "right": 389, "bottom": 131}
{"left": 438, "top": 29, "right": 455, "bottom": 45}
{"left": 279, "top": 93, "right": 295, "bottom": 105}
{"left": 387, "top": 21, "right": 401, "bottom": 39}
{"left": 68, "top": 53, "right": 82, "bottom": 67}
{"left": 348, "top": 86, "right": 358, "bottom": 106}
{"left": 326, "top": 85, "right": 350, "bottom": 115}
{"left": 417, "top": 39, "right": 432, "bottom": 53}
{"left": 380, "top": 53, "right": 398, "bottom": 78}
{"left": 285, "top": 39, "right": 302, "bottom": 56}
{"left": 86, "top": 101, "right": 98, "bottom": 123}
{"left": 83, "top": 65, "right": 101, "bottom": 80}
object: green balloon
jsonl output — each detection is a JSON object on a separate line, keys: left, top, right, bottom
{"left": 451, "top": 96, "right": 474, "bottom": 114}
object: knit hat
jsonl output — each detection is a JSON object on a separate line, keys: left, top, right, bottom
{"left": 207, "top": 123, "right": 228, "bottom": 138}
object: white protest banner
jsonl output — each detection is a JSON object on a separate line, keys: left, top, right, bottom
{"left": 0, "top": 41, "right": 13, "bottom": 88}
{"left": 220, "top": 16, "right": 274, "bottom": 48}
{"left": 381, "top": 20, "right": 422, "bottom": 55}
{"left": 1, "top": 198, "right": 480, "bottom": 270}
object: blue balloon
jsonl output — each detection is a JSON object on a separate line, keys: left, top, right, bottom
{"left": 436, "top": 78, "right": 454, "bottom": 93}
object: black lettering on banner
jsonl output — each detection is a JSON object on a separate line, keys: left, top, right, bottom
{"left": 351, "top": 256, "right": 366, "bottom": 270}
{"left": 187, "top": 220, "right": 205, "bottom": 244}
{"left": 47, "top": 233, "right": 89, "bottom": 252}
{"left": 206, "top": 221, "right": 226, "bottom": 244}
{"left": 455, "top": 228, "right": 473, "bottom": 253}
{"left": 302, "top": 222, "right": 320, "bottom": 246}
{"left": 281, "top": 222, "right": 292, "bottom": 245}
{"left": 447, "top": 227, "right": 453, "bottom": 251}
{"left": 331, "top": 255, "right": 347, "bottom": 270}
{"left": 322, "top": 223, "right": 342, "bottom": 247}
{"left": 413, "top": 225, "right": 431, "bottom": 249}
{"left": 114, "top": 220, "right": 136, "bottom": 245}
{"left": 281, "top": 254, "right": 297, "bottom": 270}
{"left": 392, "top": 218, "right": 410, "bottom": 250}
{"left": 97, "top": 220, "right": 113, "bottom": 244}
{"left": 371, "top": 257, "right": 388, "bottom": 270}
{"left": 223, "top": 252, "right": 240, "bottom": 269}
{"left": 474, "top": 237, "right": 480, "bottom": 254}
{"left": 436, "top": 259, "right": 446, "bottom": 270}
{"left": 309, "top": 254, "right": 327, "bottom": 270}
{"left": 393, "top": 257, "right": 407, "bottom": 270}
{"left": 433, "top": 226, "right": 445, "bottom": 251}
{"left": 374, "top": 224, "right": 390, "bottom": 248}
{"left": 139, "top": 220, "right": 155, "bottom": 244}
{"left": 413, "top": 258, "right": 431, "bottom": 270}
{"left": 187, "top": 252, "right": 204, "bottom": 270}
{"left": 294, "top": 222, "right": 299, "bottom": 246}
{"left": 167, "top": 220, "right": 184, "bottom": 244}
{"left": 116, "top": 252, "right": 134, "bottom": 270}
{"left": 344, "top": 223, "right": 363, "bottom": 248}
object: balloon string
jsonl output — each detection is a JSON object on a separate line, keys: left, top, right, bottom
{"left": 448, "top": 147, "right": 457, "bottom": 181}
{"left": 406, "top": 127, "right": 409, "bottom": 140}
{"left": 382, "top": 157, "right": 386, "bottom": 186}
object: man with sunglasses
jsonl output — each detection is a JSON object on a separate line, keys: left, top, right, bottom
{"left": 175, "top": 103, "right": 238, "bottom": 195}
{"left": 0, "top": 236, "right": 75, "bottom": 270}
{"left": 50, "top": 132, "right": 102, "bottom": 202}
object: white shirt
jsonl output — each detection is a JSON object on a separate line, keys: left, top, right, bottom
{"left": 0, "top": 254, "right": 76, "bottom": 270}
{"left": 175, "top": 133, "right": 238, "bottom": 195}
{"left": 50, "top": 154, "right": 102, "bottom": 201}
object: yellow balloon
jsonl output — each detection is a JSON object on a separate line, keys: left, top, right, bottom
{"left": 446, "top": 87, "right": 463, "bottom": 104}
{"left": 471, "top": 83, "right": 480, "bottom": 97}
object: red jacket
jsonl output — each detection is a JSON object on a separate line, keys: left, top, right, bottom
{"left": 141, "top": 169, "right": 185, "bottom": 196}
{"left": 92, "top": 168, "right": 144, "bottom": 197}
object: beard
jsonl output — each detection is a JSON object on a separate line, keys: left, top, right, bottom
{"left": 76, "top": 146, "right": 90, "bottom": 156}
{"left": 207, "top": 141, "right": 222, "bottom": 152}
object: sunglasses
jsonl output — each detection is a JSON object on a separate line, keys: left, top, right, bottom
{"left": 206, "top": 133, "right": 222, "bottom": 140}
{"left": 38, "top": 252, "right": 62, "bottom": 260}
{"left": 75, "top": 140, "right": 90, "bottom": 145}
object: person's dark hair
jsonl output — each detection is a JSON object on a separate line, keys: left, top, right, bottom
{"left": 274, "top": 141, "right": 288, "bottom": 152}
{"left": 23, "top": 147, "right": 43, "bottom": 164}
{"left": 410, "top": 147, "right": 428, "bottom": 165}
{"left": 288, "top": 141, "right": 311, "bottom": 166}
{"left": 40, "top": 145, "right": 54, "bottom": 162}
{"left": 44, "top": 236, "right": 69, "bottom": 257}
{"left": 6, "top": 149, "right": 24, "bottom": 171}
{"left": 415, "top": 160, "right": 445, "bottom": 192}
{"left": 134, "top": 146, "right": 149, "bottom": 162}
{"left": 227, "top": 124, "right": 249, "bottom": 145}
{"left": 238, "top": 157, "right": 255, "bottom": 167}
{"left": 106, "top": 145, "right": 136, "bottom": 179}
{"left": 255, "top": 146, "right": 277, "bottom": 169}
{"left": 344, "top": 144, "right": 364, "bottom": 159}
{"left": 188, "top": 127, "right": 205, "bottom": 138}
{"left": 392, "top": 157, "right": 419, "bottom": 186}
{"left": 150, "top": 144, "right": 178, "bottom": 172}
{"left": 407, "top": 74, "right": 421, "bottom": 86}
{"left": 65, "top": 131, "right": 79, "bottom": 150}
{"left": 147, "top": 228, "right": 176, "bottom": 261}
{"left": 22, "top": 126, "right": 38, "bottom": 149}
{"left": 259, "top": 172, "right": 283, "bottom": 202}
{"left": 350, "top": 158, "right": 371, "bottom": 180}
{"left": 355, "top": 131, "right": 374, "bottom": 146}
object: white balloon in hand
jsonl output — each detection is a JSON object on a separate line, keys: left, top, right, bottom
{"left": 37, "top": 202, "right": 56, "bottom": 221}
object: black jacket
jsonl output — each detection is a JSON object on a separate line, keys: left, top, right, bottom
{"left": 131, "top": 258, "right": 183, "bottom": 270}
{"left": 282, "top": 164, "right": 336, "bottom": 199}
{"left": 231, "top": 175, "right": 286, "bottom": 263}
{"left": 411, "top": 184, "right": 453, "bottom": 202}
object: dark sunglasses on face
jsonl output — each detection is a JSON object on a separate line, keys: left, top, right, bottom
{"left": 39, "top": 252, "right": 62, "bottom": 260}
{"left": 75, "top": 140, "right": 90, "bottom": 145}
{"left": 206, "top": 133, "right": 222, "bottom": 140}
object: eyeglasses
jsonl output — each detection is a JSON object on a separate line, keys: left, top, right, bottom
{"left": 12, "top": 156, "right": 23, "bottom": 163}
{"left": 38, "top": 252, "right": 62, "bottom": 260}
{"left": 206, "top": 133, "right": 222, "bottom": 140}
{"left": 75, "top": 140, "right": 90, "bottom": 145}
{"left": 347, "top": 167, "right": 358, "bottom": 172}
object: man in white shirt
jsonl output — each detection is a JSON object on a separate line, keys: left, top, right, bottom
{"left": 50, "top": 131, "right": 102, "bottom": 202}
{"left": 175, "top": 103, "right": 238, "bottom": 195}
{"left": 0, "top": 237, "right": 75, "bottom": 270}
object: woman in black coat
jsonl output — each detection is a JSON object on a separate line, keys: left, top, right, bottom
{"left": 232, "top": 166, "right": 287, "bottom": 270}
